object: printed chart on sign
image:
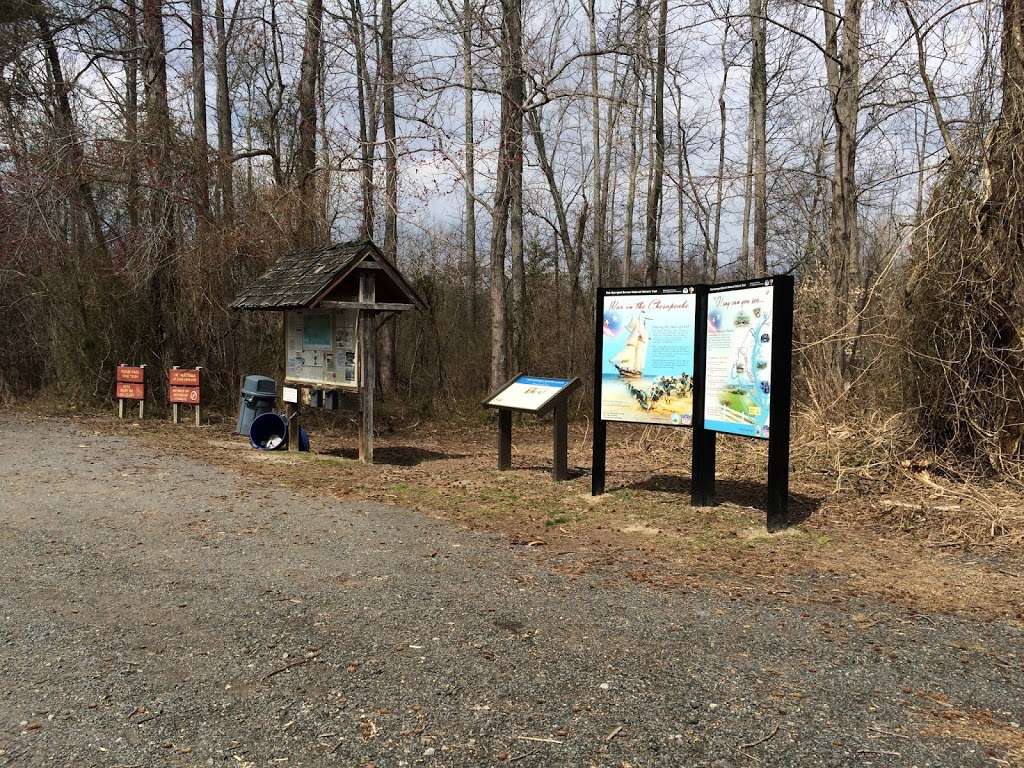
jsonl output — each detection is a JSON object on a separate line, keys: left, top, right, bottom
{"left": 703, "top": 283, "right": 774, "bottom": 438}
{"left": 600, "top": 289, "right": 696, "bottom": 426}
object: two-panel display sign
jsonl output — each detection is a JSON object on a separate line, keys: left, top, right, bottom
{"left": 599, "top": 280, "right": 776, "bottom": 440}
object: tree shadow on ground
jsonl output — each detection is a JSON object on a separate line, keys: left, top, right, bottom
{"left": 618, "top": 473, "right": 821, "bottom": 528}
{"left": 504, "top": 464, "right": 589, "bottom": 480}
{"left": 318, "top": 446, "right": 466, "bottom": 466}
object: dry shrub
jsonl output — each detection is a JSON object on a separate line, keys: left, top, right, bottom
{"left": 903, "top": 105, "right": 1024, "bottom": 475}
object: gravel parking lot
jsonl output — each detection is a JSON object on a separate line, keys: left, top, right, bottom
{"left": 0, "top": 413, "right": 1021, "bottom": 766}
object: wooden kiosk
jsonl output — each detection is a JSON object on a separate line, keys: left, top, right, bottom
{"left": 231, "top": 240, "right": 426, "bottom": 462}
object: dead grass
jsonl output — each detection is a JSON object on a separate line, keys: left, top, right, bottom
{"left": 37, "top": 404, "right": 1024, "bottom": 624}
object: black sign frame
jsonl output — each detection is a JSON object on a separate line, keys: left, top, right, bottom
{"left": 592, "top": 275, "right": 794, "bottom": 529}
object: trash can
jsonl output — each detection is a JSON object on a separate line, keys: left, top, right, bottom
{"left": 236, "top": 375, "right": 277, "bottom": 436}
{"left": 249, "top": 412, "right": 309, "bottom": 451}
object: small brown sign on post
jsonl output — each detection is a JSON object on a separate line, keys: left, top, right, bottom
{"left": 116, "top": 364, "right": 146, "bottom": 419}
{"left": 168, "top": 367, "right": 202, "bottom": 425}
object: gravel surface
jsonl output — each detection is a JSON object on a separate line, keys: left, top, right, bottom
{"left": 0, "top": 414, "right": 1021, "bottom": 767}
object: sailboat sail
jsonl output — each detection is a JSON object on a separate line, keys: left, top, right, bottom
{"left": 611, "top": 316, "right": 649, "bottom": 376}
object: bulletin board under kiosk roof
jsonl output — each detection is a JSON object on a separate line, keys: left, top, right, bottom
{"left": 285, "top": 309, "right": 359, "bottom": 388}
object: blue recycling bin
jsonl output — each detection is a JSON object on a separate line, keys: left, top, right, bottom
{"left": 249, "top": 412, "right": 309, "bottom": 451}
{"left": 236, "top": 375, "right": 277, "bottom": 436}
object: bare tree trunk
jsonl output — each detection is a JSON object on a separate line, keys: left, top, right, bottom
{"left": 738, "top": 102, "right": 753, "bottom": 277}
{"left": 711, "top": 36, "right": 732, "bottom": 282}
{"left": 489, "top": 0, "right": 522, "bottom": 388}
{"left": 141, "top": 0, "right": 175, "bottom": 366}
{"left": 586, "top": 0, "right": 603, "bottom": 291}
{"left": 190, "top": 0, "right": 211, "bottom": 223}
{"left": 461, "top": 0, "right": 478, "bottom": 326}
{"left": 380, "top": 0, "right": 398, "bottom": 390}
{"left": 750, "top": 0, "right": 768, "bottom": 276}
{"left": 643, "top": 0, "right": 667, "bottom": 286}
{"left": 350, "top": 0, "right": 376, "bottom": 239}
{"left": 125, "top": 0, "right": 140, "bottom": 233}
{"left": 823, "top": 0, "right": 861, "bottom": 386}
{"left": 623, "top": 80, "right": 642, "bottom": 285}
{"left": 214, "top": 0, "right": 234, "bottom": 222}
{"left": 295, "top": 0, "right": 324, "bottom": 248}
{"left": 37, "top": 13, "right": 109, "bottom": 261}
{"left": 509, "top": 0, "right": 525, "bottom": 370}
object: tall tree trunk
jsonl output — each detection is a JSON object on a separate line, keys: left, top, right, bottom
{"left": 623, "top": 80, "right": 642, "bottom": 285}
{"left": 141, "top": 0, "right": 175, "bottom": 367}
{"left": 823, "top": 0, "right": 861, "bottom": 386}
{"left": 508, "top": 0, "right": 524, "bottom": 369}
{"left": 461, "top": 0, "right": 478, "bottom": 326}
{"left": 214, "top": 0, "right": 234, "bottom": 222}
{"left": 295, "top": 0, "right": 324, "bottom": 248}
{"left": 750, "top": 0, "right": 768, "bottom": 276}
{"left": 711, "top": 40, "right": 731, "bottom": 282}
{"left": 489, "top": 0, "right": 521, "bottom": 388}
{"left": 37, "top": 14, "right": 108, "bottom": 261}
{"left": 738, "top": 116, "right": 753, "bottom": 277}
{"left": 350, "top": 0, "right": 376, "bottom": 239}
{"left": 379, "top": 0, "right": 398, "bottom": 391}
{"left": 586, "top": 0, "right": 603, "bottom": 291}
{"left": 125, "top": 0, "right": 140, "bottom": 233}
{"left": 190, "top": 0, "right": 211, "bottom": 223}
{"left": 643, "top": 0, "right": 667, "bottom": 286}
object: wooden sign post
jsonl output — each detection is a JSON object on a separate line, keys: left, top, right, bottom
{"left": 483, "top": 374, "right": 580, "bottom": 481}
{"left": 168, "top": 367, "right": 202, "bottom": 425}
{"left": 115, "top": 364, "right": 146, "bottom": 419}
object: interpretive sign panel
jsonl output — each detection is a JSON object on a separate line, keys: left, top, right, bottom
{"left": 599, "top": 287, "right": 697, "bottom": 426}
{"left": 285, "top": 309, "right": 359, "bottom": 388}
{"left": 703, "top": 280, "right": 774, "bottom": 438}
{"left": 485, "top": 375, "right": 573, "bottom": 413}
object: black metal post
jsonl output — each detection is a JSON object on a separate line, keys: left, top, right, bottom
{"left": 497, "top": 409, "right": 512, "bottom": 470}
{"left": 767, "top": 275, "right": 794, "bottom": 529}
{"left": 691, "top": 284, "right": 716, "bottom": 506}
{"left": 591, "top": 287, "right": 607, "bottom": 495}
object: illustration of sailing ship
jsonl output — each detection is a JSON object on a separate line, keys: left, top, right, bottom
{"left": 611, "top": 314, "right": 649, "bottom": 378}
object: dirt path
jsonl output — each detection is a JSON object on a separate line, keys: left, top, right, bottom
{"left": 0, "top": 414, "right": 1021, "bottom": 767}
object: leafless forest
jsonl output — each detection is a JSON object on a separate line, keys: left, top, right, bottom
{"left": 1, "top": 0, "right": 1023, "bottom": 470}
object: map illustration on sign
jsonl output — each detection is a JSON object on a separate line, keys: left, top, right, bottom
{"left": 703, "top": 282, "right": 773, "bottom": 439}
{"left": 600, "top": 289, "right": 696, "bottom": 426}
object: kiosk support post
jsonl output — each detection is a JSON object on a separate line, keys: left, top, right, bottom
{"left": 591, "top": 287, "right": 607, "bottom": 496}
{"left": 358, "top": 273, "right": 376, "bottom": 464}
{"left": 552, "top": 400, "right": 568, "bottom": 481}
{"left": 691, "top": 285, "right": 716, "bottom": 506}
{"left": 766, "top": 275, "right": 794, "bottom": 529}
{"left": 497, "top": 409, "right": 512, "bottom": 470}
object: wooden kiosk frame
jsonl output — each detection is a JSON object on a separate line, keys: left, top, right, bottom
{"left": 231, "top": 240, "right": 426, "bottom": 462}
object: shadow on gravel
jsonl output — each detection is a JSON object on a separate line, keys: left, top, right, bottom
{"left": 622, "top": 473, "right": 822, "bottom": 527}
{"left": 319, "top": 445, "right": 466, "bottom": 466}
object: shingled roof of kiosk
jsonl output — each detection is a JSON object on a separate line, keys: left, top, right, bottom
{"left": 230, "top": 240, "right": 426, "bottom": 311}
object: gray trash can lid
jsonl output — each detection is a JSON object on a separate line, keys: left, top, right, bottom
{"left": 242, "top": 375, "right": 277, "bottom": 397}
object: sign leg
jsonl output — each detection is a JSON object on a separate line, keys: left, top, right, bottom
{"left": 138, "top": 399, "right": 144, "bottom": 420}
{"left": 591, "top": 419, "right": 606, "bottom": 495}
{"left": 118, "top": 399, "right": 124, "bottom": 419}
{"left": 552, "top": 401, "right": 568, "bottom": 481}
{"left": 288, "top": 402, "right": 300, "bottom": 452}
{"left": 691, "top": 428, "right": 716, "bottom": 506}
{"left": 172, "top": 403, "right": 179, "bottom": 424}
{"left": 195, "top": 405, "right": 201, "bottom": 427}
{"left": 497, "top": 409, "right": 512, "bottom": 470}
